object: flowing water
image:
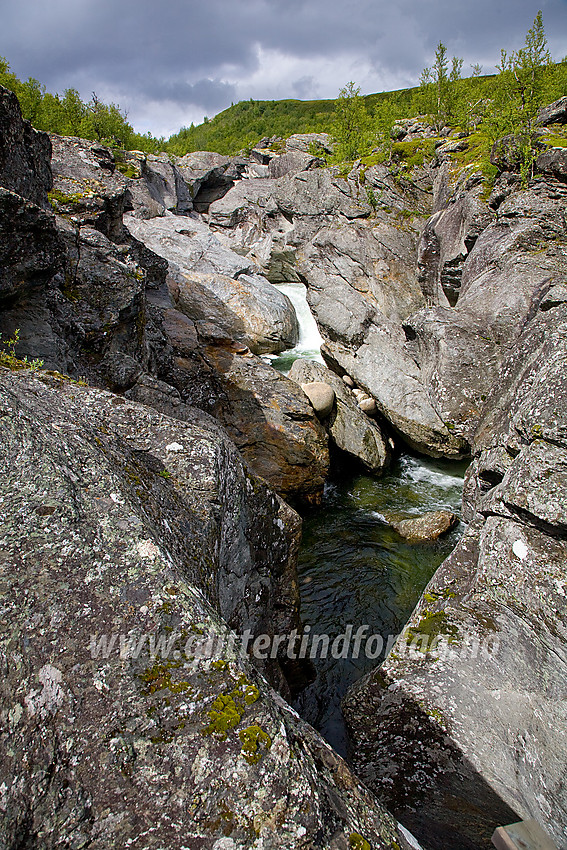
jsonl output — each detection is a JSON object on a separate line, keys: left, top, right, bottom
{"left": 267, "top": 281, "right": 467, "bottom": 755}
{"left": 293, "top": 457, "right": 467, "bottom": 756}
{"left": 262, "top": 282, "right": 324, "bottom": 374}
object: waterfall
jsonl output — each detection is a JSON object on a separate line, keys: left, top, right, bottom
{"left": 263, "top": 282, "right": 324, "bottom": 374}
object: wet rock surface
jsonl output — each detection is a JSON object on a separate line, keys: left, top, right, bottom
{"left": 299, "top": 379, "right": 336, "bottom": 419}
{"left": 205, "top": 345, "right": 330, "bottom": 504}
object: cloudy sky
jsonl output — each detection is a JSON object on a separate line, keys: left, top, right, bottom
{"left": 0, "top": 0, "right": 566, "bottom": 138}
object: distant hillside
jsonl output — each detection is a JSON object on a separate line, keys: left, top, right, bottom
{"left": 165, "top": 88, "right": 421, "bottom": 156}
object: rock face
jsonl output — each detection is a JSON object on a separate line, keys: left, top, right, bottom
{"left": 343, "top": 300, "right": 567, "bottom": 850}
{"left": 536, "top": 146, "right": 567, "bottom": 180}
{"left": 0, "top": 369, "right": 415, "bottom": 850}
{"left": 394, "top": 150, "right": 567, "bottom": 451}
{"left": 177, "top": 150, "right": 245, "bottom": 212}
{"left": 0, "top": 85, "right": 52, "bottom": 208}
{"left": 50, "top": 134, "right": 133, "bottom": 241}
{"left": 288, "top": 358, "right": 391, "bottom": 474}
{"left": 537, "top": 95, "right": 567, "bottom": 126}
{"left": 294, "top": 172, "right": 470, "bottom": 459}
{"left": 0, "top": 187, "right": 64, "bottom": 303}
{"left": 267, "top": 150, "right": 323, "bottom": 178}
{"left": 127, "top": 152, "right": 193, "bottom": 218}
{"left": 417, "top": 164, "right": 493, "bottom": 307}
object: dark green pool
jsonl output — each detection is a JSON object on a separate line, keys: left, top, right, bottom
{"left": 293, "top": 453, "right": 468, "bottom": 756}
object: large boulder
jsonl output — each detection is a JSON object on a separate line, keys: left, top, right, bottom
{"left": 387, "top": 510, "right": 458, "bottom": 541}
{"left": 343, "top": 302, "right": 567, "bottom": 850}
{"left": 0, "top": 84, "right": 52, "bottom": 208}
{"left": 285, "top": 132, "right": 333, "bottom": 154}
{"left": 176, "top": 150, "right": 245, "bottom": 212}
{"left": 268, "top": 150, "right": 323, "bottom": 179}
{"left": 275, "top": 168, "right": 371, "bottom": 223}
{"left": 299, "top": 220, "right": 425, "bottom": 325}
{"left": 0, "top": 368, "right": 416, "bottom": 850}
{"left": 536, "top": 146, "right": 567, "bottom": 181}
{"left": 205, "top": 345, "right": 330, "bottom": 504}
{"left": 208, "top": 178, "right": 279, "bottom": 229}
{"left": 125, "top": 214, "right": 298, "bottom": 355}
{"left": 288, "top": 358, "right": 391, "bottom": 473}
{"left": 320, "top": 327, "right": 469, "bottom": 459}
{"left": 169, "top": 269, "right": 299, "bottom": 355}
{"left": 537, "top": 95, "right": 567, "bottom": 126}
{"left": 208, "top": 178, "right": 303, "bottom": 283}
{"left": 126, "top": 211, "right": 251, "bottom": 277}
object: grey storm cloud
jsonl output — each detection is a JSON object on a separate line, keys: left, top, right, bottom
{"left": 0, "top": 0, "right": 565, "bottom": 135}
{"left": 144, "top": 78, "right": 238, "bottom": 111}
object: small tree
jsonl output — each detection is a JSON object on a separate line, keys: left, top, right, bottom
{"left": 374, "top": 97, "right": 398, "bottom": 160}
{"left": 332, "top": 82, "right": 371, "bottom": 162}
{"left": 452, "top": 64, "right": 488, "bottom": 133}
{"left": 61, "top": 88, "right": 86, "bottom": 136}
{"left": 80, "top": 93, "right": 134, "bottom": 148}
{"left": 17, "top": 77, "right": 44, "bottom": 125}
{"left": 486, "top": 10, "right": 553, "bottom": 182}
{"left": 418, "top": 42, "right": 463, "bottom": 129}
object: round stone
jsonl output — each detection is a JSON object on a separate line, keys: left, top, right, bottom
{"left": 301, "top": 382, "right": 335, "bottom": 419}
{"left": 358, "top": 397, "right": 377, "bottom": 415}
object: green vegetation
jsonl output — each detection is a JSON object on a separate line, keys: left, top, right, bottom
{"left": 405, "top": 608, "right": 460, "bottom": 650}
{"left": 238, "top": 724, "right": 272, "bottom": 765}
{"left": 0, "top": 57, "right": 162, "bottom": 152}
{"left": 139, "top": 659, "right": 192, "bottom": 696}
{"left": 165, "top": 95, "right": 339, "bottom": 156}
{"left": 0, "top": 329, "right": 44, "bottom": 371}
{"left": 419, "top": 42, "right": 464, "bottom": 130}
{"left": 331, "top": 82, "right": 371, "bottom": 162}
{"left": 329, "top": 10, "right": 566, "bottom": 189}
{"left": 391, "top": 138, "right": 437, "bottom": 170}
{"left": 349, "top": 835, "right": 371, "bottom": 850}
{"left": 201, "top": 674, "right": 260, "bottom": 739}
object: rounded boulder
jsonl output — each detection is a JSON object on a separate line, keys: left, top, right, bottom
{"left": 301, "top": 382, "right": 335, "bottom": 419}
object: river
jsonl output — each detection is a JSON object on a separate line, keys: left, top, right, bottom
{"left": 267, "top": 282, "right": 467, "bottom": 757}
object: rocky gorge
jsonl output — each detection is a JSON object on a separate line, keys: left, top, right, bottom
{"left": 0, "top": 81, "right": 566, "bottom": 849}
